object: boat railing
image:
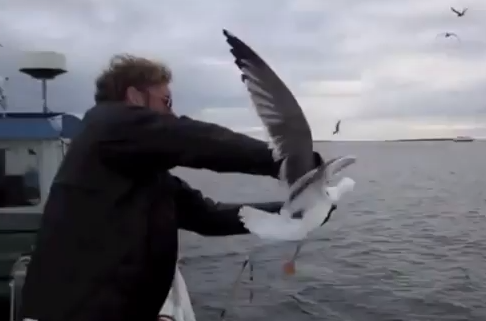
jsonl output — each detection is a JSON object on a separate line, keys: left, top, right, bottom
{"left": 9, "top": 253, "right": 31, "bottom": 321}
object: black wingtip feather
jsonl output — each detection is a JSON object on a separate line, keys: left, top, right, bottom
{"left": 222, "top": 30, "right": 265, "bottom": 67}
{"left": 222, "top": 29, "right": 232, "bottom": 38}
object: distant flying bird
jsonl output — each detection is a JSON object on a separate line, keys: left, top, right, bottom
{"left": 451, "top": 7, "right": 467, "bottom": 17}
{"left": 333, "top": 120, "right": 341, "bottom": 135}
{"left": 220, "top": 29, "right": 357, "bottom": 320}
{"left": 437, "top": 32, "right": 460, "bottom": 41}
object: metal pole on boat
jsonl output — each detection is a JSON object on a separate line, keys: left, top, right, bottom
{"left": 0, "top": 76, "right": 8, "bottom": 117}
{"left": 41, "top": 79, "right": 48, "bottom": 113}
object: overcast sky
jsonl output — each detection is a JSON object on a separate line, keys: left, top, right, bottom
{"left": 1, "top": 0, "right": 485, "bottom": 140}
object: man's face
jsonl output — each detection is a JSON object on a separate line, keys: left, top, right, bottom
{"left": 146, "top": 83, "right": 173, "bottom": 114}
{"left": 126, "top": 83, "right": 173, "bottom": 115}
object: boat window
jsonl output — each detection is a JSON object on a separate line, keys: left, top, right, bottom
{"left": 0, "top": 146, "right": 41, "bottom": 207}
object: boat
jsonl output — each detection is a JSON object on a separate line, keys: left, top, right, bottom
{"left": 158, "top": 267, "right": 196, "bottom": 321}
{"left": 452, "top": 136, "right": 474, "bottom": 142}
{"left": 1, "top": 51, "right": 195, "bottom": 321}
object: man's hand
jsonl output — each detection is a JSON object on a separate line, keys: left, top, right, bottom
{"left": 174, "top": 176, "right": 283, "bottom": 236}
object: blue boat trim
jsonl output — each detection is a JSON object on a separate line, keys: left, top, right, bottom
{"left": 0, "top": 112, "right": 83, "bottom": 140}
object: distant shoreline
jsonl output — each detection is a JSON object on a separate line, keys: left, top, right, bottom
{"left": 313, "top": 138, "right": 482, "bottom": 142}
{"left": 385, "top": 138, "right": 454, "bottom": 142}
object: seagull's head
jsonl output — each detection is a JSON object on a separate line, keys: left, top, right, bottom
{"left": 322, "top": 177, "right": 355, "bottom": 202}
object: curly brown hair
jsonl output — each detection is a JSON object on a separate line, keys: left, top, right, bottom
{"left": 94, "top": 54, "right": 172, "bottom": 103}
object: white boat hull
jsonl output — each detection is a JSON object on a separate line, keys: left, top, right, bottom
{"left": 158, "top": 266, "right": 196, "bottom": 321}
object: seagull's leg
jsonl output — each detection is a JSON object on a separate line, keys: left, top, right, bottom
{"left": 220, "top": 255, "right": 250, "bottom": 321}
{"left": 283, "top": 241, "right": 305, "bottom": 275}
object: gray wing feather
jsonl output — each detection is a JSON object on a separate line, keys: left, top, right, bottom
{"left": 224, "top": 30, "right": 316, "bottom": 186}
{"left": 323, "top": 155, "right": 357, "bottom": 178}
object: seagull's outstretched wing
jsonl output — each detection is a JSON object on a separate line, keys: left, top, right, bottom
{"left": 238, "top": 206, "right": 307, "bottom": 241}
{"left": 448, "top": 33, "right": 461, "bottom": 42}
{"left": 451, "top": 7, "right": 460, "bottom": 15}
{"left": 223, "top": 29, "right": 315, "bottom": 186}
{"left": 324, "top": 155, "right": 357, "bottom": 178}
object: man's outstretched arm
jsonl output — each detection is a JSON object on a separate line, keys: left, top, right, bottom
{"left": 93, "top": 104, "right": 280, "bottom": 177}
{"left": 93, "top": 104, "right": 323, "bottom": 178}
{"left": 174, "top": 177, "right": 282, "bottom": 236}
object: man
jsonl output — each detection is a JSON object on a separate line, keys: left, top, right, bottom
{"left": 20, "top": 54, "right": 323, "bottom": 321}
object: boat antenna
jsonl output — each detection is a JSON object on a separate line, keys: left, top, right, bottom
{"left": 18, "top": 51, "right": 67, "bottom": 113}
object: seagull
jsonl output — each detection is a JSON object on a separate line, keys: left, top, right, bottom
{"left": 437, "top": 32, "right": 461, "bottom": 42}
{"left": 333, "top": 120, "right": 341, "bottom": 135}
{"left": 220, "top": 174, "right": 355, "bottom": 321}
{"left": 451, "top": 7, "right": 467, "bottom": 17}
{"left": 220, "top": 29, "right": 357, "bottom": 318}
{"left": 438, "top": 32, "right": 459, "bottom": 39}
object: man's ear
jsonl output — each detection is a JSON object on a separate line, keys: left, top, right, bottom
{"left": 126, "top": 86, "right": 142, "bottom": 105}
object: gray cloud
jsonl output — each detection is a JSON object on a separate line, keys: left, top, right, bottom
{"left": 0, "top": 0, "right": 485, "bottom": 138}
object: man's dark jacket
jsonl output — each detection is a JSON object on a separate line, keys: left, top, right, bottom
{"left": 20, "top": 103, "right": 316, "bottom": 321}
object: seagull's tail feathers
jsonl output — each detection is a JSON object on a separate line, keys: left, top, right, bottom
{"left": 325, "top": 177, "right": 356, "bottom": 202}
{"left": 238, "top": 206, "right": 306, "bottom": 241}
